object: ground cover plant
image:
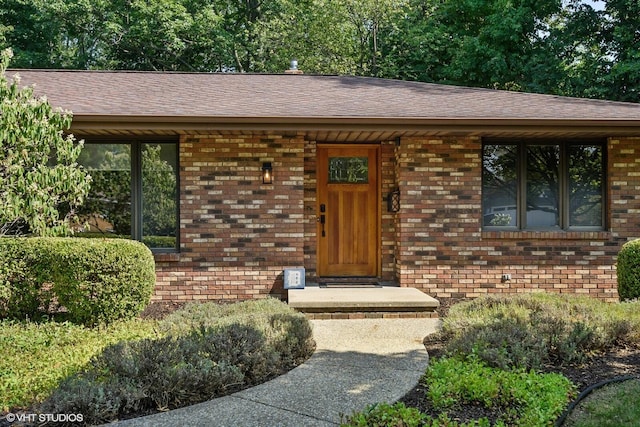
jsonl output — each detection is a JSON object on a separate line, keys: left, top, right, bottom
{"left": 342, "top": 293, "right": 640, "bottom": 427}
{"left": 0, "top": 318, "right": 157, "bottom": 412}
{"left": 35, "top": 298, "right": 315, "bottom": 425}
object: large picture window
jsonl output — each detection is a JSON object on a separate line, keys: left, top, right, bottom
{"left": 482, "top": 141, "right": 604, "bottom": 230}
{"left": 76, "top": 139, "right": 178, "bottom": 251}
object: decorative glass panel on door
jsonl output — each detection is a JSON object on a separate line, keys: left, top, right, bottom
{"left": 328, "top": 157, "right": 368, "bottom": 183}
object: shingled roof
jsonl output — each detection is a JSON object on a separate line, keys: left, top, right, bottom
{"left": 11, "top": 70, "right": 640, "bottom": 140}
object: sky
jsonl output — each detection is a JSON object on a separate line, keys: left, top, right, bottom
{"left": 583, "top": 0, "right": 605, "bottom": 11}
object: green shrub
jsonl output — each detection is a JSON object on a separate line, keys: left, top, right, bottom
{"left": 39, "top": 373, "right": 147, "bottom": 426}
{"left": 39, "top": 300, "right": 315, "bottom": 424}
{"left": 0, "top": 238, "right": 56, "bottom": 319}
{"left": 617, "top": 238, "right": 640, "bottom": 301}
{"left": 1, "top": 318, "right": 157, "bottom": 411}
{"left": 431, "top": 293, "right": 636, "bottom": 369}
{"left": 40, "top": 326, "right": 261, "bottom": 423}
{"left": 0, "top": 237, "right": 155, "bottom": 325}
{"left": 424, "top": 356, "right": 575, "bottom": 426}
{"left": 159, "top": 298, "right": 316, "bottom": 369}
{"left": 341, "top": 402, "right": 427, "bottom": 427}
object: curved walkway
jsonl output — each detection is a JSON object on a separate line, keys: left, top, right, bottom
{"left": 112, "top": 318, "right": 441, "bottom": 427}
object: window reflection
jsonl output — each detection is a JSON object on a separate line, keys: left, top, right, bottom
{"left": 483, "top": 145, "right": 517, "bottom": 227}
{"left": 76, "top": 141, "right": 178, "bottom": 250}
{"left": 482, "top": 141, "right": 604, "bottom": 231}
{"left": 526, "top": 145, "right": 559, "bottom": 228}
{"left": 142, "top": 144, "right": 177, "bottom": 248}
{"left": 76, "top": 144, "right": 132, "bottom": 236}
{"left": 569, "top": 145, "right": 603, "bottom": 227}
{"left": 328, "top": 157, "right": 368, "bottom": 183}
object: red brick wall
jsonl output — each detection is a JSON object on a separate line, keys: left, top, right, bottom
{"left": 153, "top": 133, "right": 640, "bottom": 303}
{"left": 303, "top": 140, "right": 318, "bottom": 279}
{"left": 395, "top": 136, "right": 640, "bottom": 301}
{"left": 380, "top": 141, "right": 397, "bottom": 281}
{"left": 153, "top": 132, "right": 305, "bottom": 301}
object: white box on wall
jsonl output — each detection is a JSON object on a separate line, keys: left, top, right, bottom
{"left": 283, "top": 268, "right": 305, "bottom": 289}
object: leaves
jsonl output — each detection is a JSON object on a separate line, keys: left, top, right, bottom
{"left": 0, "top": 0, "right": 637, "bottom": 100}
{"left": 0, "top": 48, "right": 91, "bottom": 236}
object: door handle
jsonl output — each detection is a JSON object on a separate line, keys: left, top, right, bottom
{"left": 319, "top": 204, "right": 326, "bottom": 237}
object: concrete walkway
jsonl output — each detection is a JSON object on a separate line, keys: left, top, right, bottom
{"left": 112, "top": 318, "right": 441, "bottom": 427}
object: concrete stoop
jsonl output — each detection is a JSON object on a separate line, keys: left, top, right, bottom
{"left": 288, "top": 285, "right": 440, "bottom": 319}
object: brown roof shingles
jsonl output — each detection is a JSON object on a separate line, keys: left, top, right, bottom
{"left": 7, "top": 70, "right": 640, "bottom": 139}
{"left": 10, "top": 70, "right": 640, "bottom": 120}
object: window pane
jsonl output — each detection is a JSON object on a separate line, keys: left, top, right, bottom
{"left": 569, "top": 145, "right": 603, "bottom": 227}
{"left": 526, "top": 145, "right": 559, "bottom": 228}
{"left": 482, "top": 145, "right": 517, "bottom": 227}
{"left": 142, "top": 143, "right": 177, "bottom": 248}
{"left": 77, "top": 144, "right": 132, "bottom": 237}
{"left": 328, "top": 157, "right": 368, "bottom": 183}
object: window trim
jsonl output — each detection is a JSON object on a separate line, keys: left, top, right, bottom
{"left": 482, "top": 139, "right": 606, "bottom": 232}
{"left": 79, "top": 136, "right": 180, "bottom": 253}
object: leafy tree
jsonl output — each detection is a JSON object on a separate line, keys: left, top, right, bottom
{"left": 0, "top": 0, "right": 106, "bottom": 69}
{"left": 551, "top": 0, "right": 639, "bottom": 102}
{"left": 379, "top": 0, "right": 564, "bottom": 91}
{"left": 0, "top": 48, "right": 91, "bottom": 236}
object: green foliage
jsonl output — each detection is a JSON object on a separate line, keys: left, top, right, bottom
{"left": 617, "top": 238, "right": 640, "bottom": 301}
{"left": 0, "top": 48, "right": 91, "bottom": 237}
{"left": 39, "top": 299, "right": 315, "bottom": 424}
{"left": 342, "top": 358, "right": 574, "bottom": 427}
{"left": 159, "top": 298, "right": 316, "bottom": 368}
{"left": 431, "top": 293, "right": 639, "bottom": 370}
{"left": 341, "top": 402, "right": 427, "bottom": 427}
{"left": 563, "top": 379, "right": 640, "bottom": 427}
{"left": 1, "top": 0, "right": 637, "bottom": 101}
{"left": 0, "top": 318, "right": 157, "bottom": 411}
{"left": 0, "top": 237, "right": 155, "bottom": 325}
{"left": 424, "top": 356, "right": 574, "bottom": 427}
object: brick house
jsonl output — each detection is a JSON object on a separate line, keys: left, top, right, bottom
{"left": 15, "top": 70, "right": 640, "bottom": 303}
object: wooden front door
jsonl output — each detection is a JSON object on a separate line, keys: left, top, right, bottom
{"left": 317, "top": 145, "right": 379, "bottom": 277}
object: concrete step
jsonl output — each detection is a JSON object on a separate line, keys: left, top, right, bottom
{"left": 287, "top": 285, "right": 439, "bottom": 318}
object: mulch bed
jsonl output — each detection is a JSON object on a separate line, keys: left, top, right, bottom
{"left": 141, "top": 300, "right": 640, "bottom": 424}
{"left": 398, "top": 298, "right": 640, "bottom": 425}
{"left": 139, "top": 301, "right": 186, "bottom": 320}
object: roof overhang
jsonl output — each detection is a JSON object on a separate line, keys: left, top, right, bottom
{"left": 69, "top": 115, "right": 640, "bottom": 141}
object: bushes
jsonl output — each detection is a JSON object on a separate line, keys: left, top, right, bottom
{"left": 430, "top": 293, "right": 636, "bottom": 370}
{"left": 617, "top": 238, "right": 640, "bottom": 301}
{"left": 0, "top": 237, "right": 155, "bottom": 325}
{"left": 1, "top": 318, "right": 157, "bottom": 411}
{"left": 39, "top": 299, "right": 315, "bottom": 425}
{"left": 159, "top": 298, "right": 316, "bottom": 369}
{"left": 341, "top": 402, "right": 427, "bottom": 427}
{"left": 424, "top": 357, "right": 574, "bottom": 426}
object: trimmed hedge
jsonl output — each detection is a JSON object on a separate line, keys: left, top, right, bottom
{"left": 0, "top": 237, "right": 155, "bottom": 325}
{"left": 618, "top": 238, "right": 640, "bottom": 301}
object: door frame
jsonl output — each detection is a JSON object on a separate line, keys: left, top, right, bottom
{"left": 316, "top": 143, "right": 382, "bottom": 278}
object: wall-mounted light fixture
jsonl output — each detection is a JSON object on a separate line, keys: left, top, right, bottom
{"left": 387, "top": 188, "right": 400, "bottom": 212}
{"left": 262, "top": 162, "right": 273, "bottom": 184}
